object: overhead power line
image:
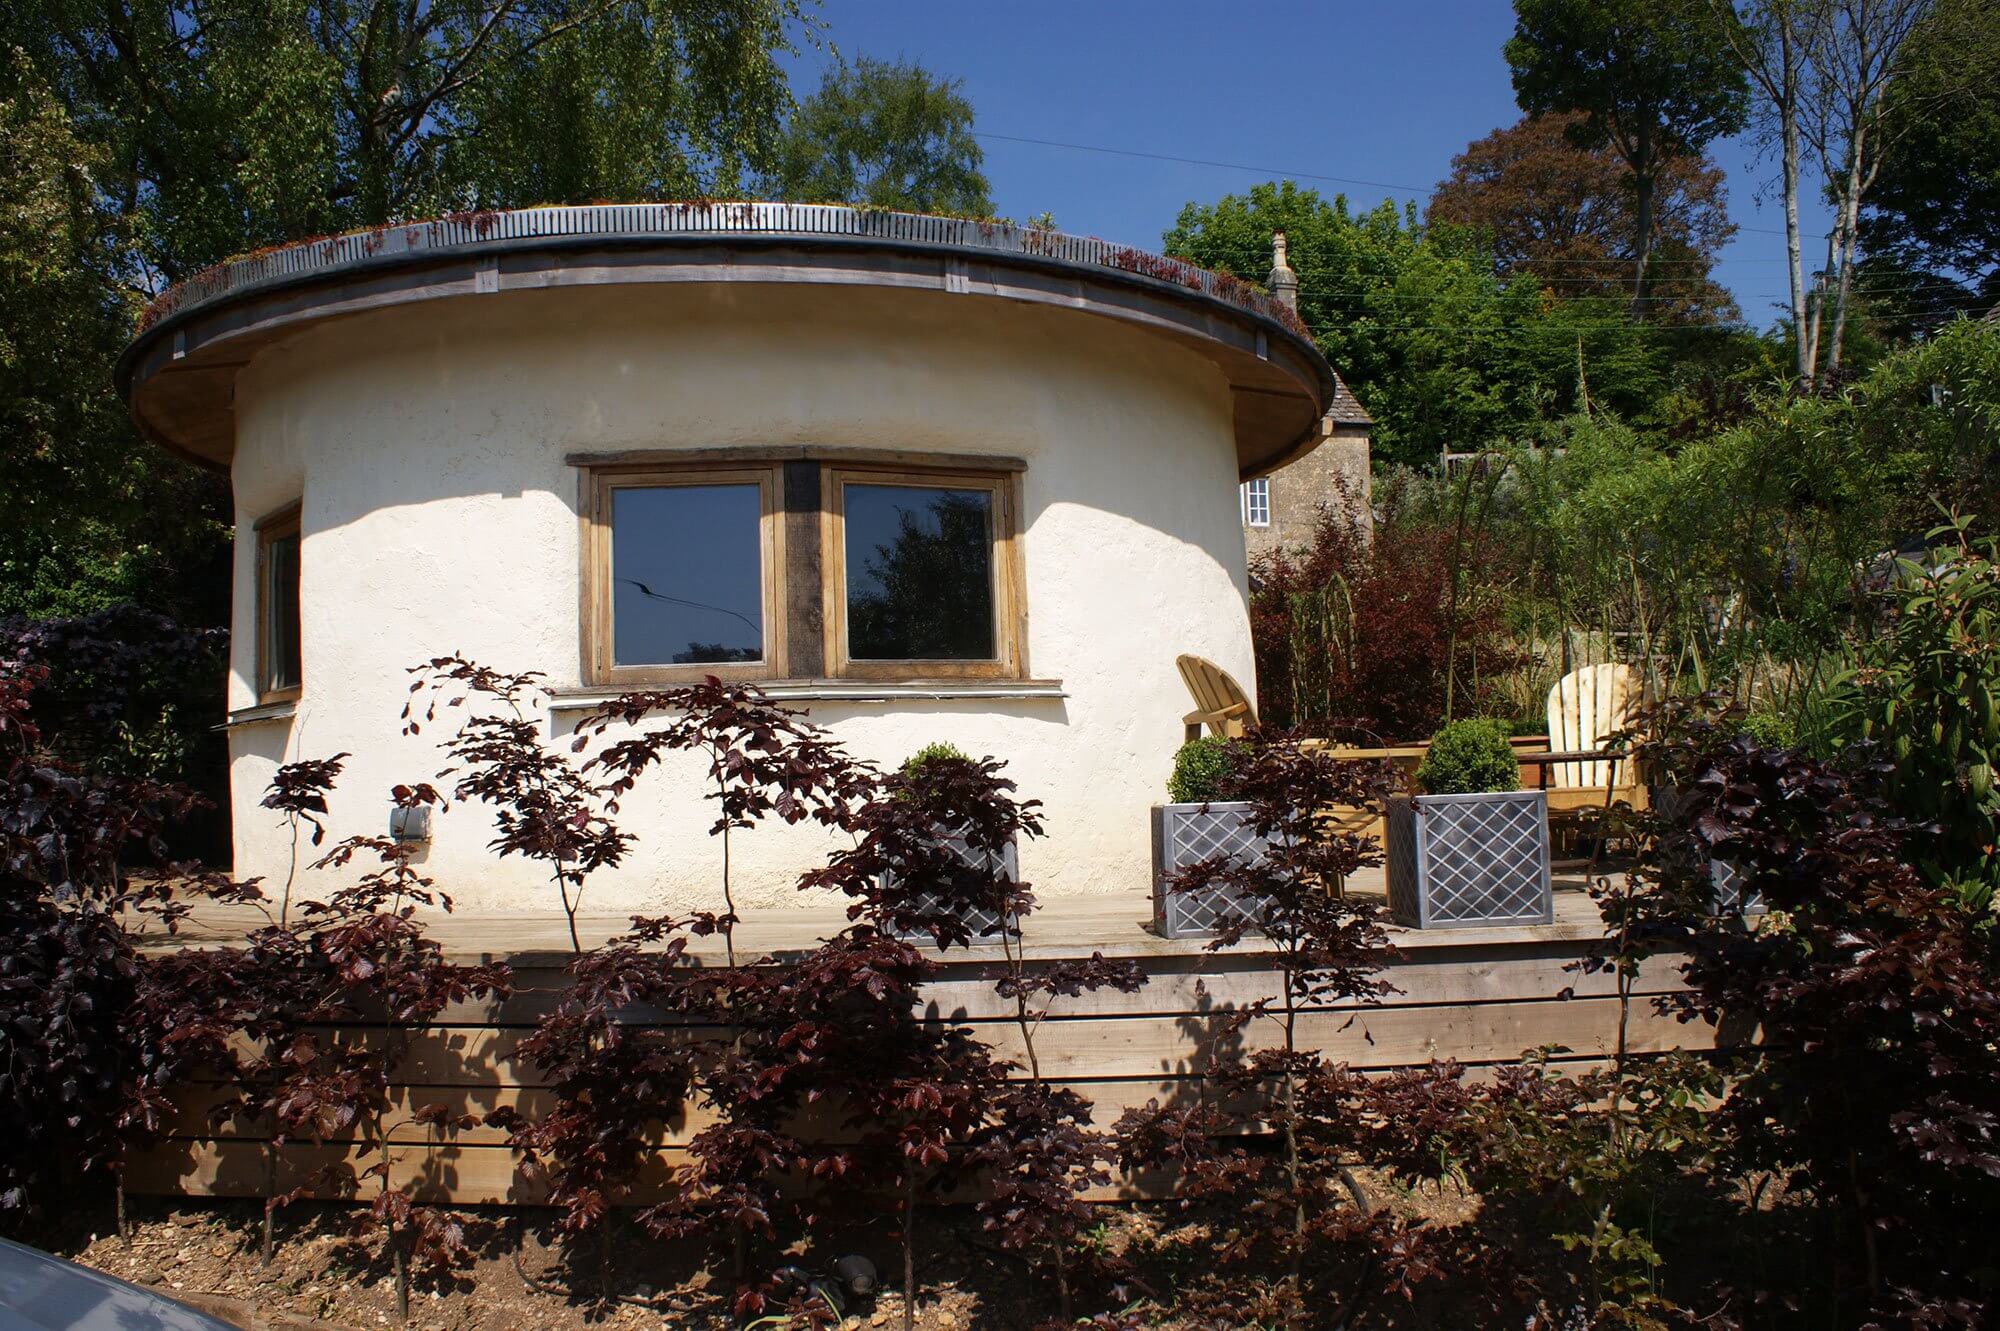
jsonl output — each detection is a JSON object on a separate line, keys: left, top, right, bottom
{"left": 973, "top": 130, "right": 1431, "bottom": 201}
{"left": 974, "top": 128, "right": 1837, "bottom": 244}
{"left": 1286, "top": 275, "right": 1981, "bottom": 301}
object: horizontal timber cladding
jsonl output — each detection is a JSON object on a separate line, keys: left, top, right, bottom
{"left": 130, "top": 930, "right": 1723, "bottom": 1205}
{"left": 178, "top": 993, "right": 1688, "bottom": 1090}
{"left": 120, "top": 1138, "right": 1204, "bottom": 1208}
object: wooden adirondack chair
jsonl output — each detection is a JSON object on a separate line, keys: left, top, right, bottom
{"left": 1544, "top": 663, "right": 1641, "bottom": 787}
{"left": 1177, "top": 654, "right": 1257, "bottom": 741}
{"left": 1528, "top": 663, "right": 1647, "bottom": 858}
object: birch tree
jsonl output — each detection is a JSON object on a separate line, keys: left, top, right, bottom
{"left": 1718, "top": 0, "right": 1829, "bottom": 384}
{"left": 1800, "top": 0, "right": 1932, "bottom": 374}
{"left": 5, "top": 0, "right": 819, "bottom": 283}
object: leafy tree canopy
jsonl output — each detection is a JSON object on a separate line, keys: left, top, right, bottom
{"left": 1857, "top": 0, "right": 2000, "bottom": 311}
{"left": 761, "top": 56, "right": 991, "bottom": 215}
{"left": 1163, "top": 181, "right": 1664, "bottom": 467}
{"left": 1429, "top": 111, "right": 1738, "bottom": 324}
{"left": 0, "top": 51, "right": 225, "bottom": 624}
{"left": 1505, "top": 0, "right": 1749, "bottom": 312}
{"left": 5, "top": 0, "right": 819, "bottom": 281}
{"left": 0, "top": 0, "right": 827, "bottom": 632}
{"left": 1505, "top": 0, "right": 1749, "bottom": 166}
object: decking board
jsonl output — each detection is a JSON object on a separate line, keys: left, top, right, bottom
{"left": 129, "top": 883, "right": 1731, "bottom": 1204}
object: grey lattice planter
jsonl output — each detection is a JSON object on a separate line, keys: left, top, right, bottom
{"left": 1652, "top": 784, "right": 1765, "bottom": 917}
{"left": 1386, "top": 790, "right": 1553, "bottom": 929}
{"left": 883, "top": 829, "right": 1018, "bottom": 943}
{"left": 1151, "top": 802, "right": 1269, "bottom": 938}
{"left": 1707, "top": 858, "right": 1765, "bottom": 916}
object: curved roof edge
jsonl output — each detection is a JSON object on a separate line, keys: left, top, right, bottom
{"left": 121, "top": 202, "right": 1335, "bottom": 476}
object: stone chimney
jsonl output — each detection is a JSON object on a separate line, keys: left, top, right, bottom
{"left": 1267, "top": 231, "right": 1298, "bottom": 310}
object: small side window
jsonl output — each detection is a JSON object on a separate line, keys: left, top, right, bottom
{"left": 255, "top": 503, "right": 302, "bottom": 703}
{"left": 1241, "top": 477, "right": 1270, "bottom": 528}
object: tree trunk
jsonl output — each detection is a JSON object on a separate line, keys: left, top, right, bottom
{"left": 1827, "top": 125, "right": 1869, "bottom": 375}
{"left": 261, "top": 1145, "right": 277, "bottom": 1265}
{"left": 902, "top": 1169, "right": 918, "bottom": 1331}
{"left": 1782, "top": 91, "right": 1811, "bottom": 385}
{"left": 1628, "top": 125, "right": 1658, "bottom": 320}
{"left": 1282, "top": 1068, "right": 1305, "bottom": 1289}
{"left": 1804, "top": 225, "right": 1837, "bottom": 377}
{"left": 1281, "top": 972, "right": 1305, "bottom": 1290}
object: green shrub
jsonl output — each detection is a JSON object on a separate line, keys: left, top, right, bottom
{"left": 1815, "top": 514, "right": 2000, "bottom": 901}
{"left": 897, "top": 742, "right": 975, "bottom": 806}
{"left": 1413, "top": 718, "right": 1519, "bottom": 795}
{"left": 901, "top": 741, "right": 970, "bottom": 776}
{"left": 1168, "top": 736, "right": 1240, "bottom": 804}
{"left": 1737, "top": 710, "right": 1793, "bottom": 749}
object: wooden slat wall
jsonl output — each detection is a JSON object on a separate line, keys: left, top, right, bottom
{"left": 129, "top": 935, "right": 1716, "bottom": 1204}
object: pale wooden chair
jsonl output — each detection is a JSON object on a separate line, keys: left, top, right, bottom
{"left": 1544, "top": 663, "right": 1641, "bottom": 787}
{"left": 1176, "top": 654, "right": 1257, "bottom": 742}
{"left": 1526, "top": 662, "right": 1645, "bottom": 858}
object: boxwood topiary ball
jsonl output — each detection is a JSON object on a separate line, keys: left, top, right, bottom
{"left": 1414, "top": 718, "right": 1519, "bottom": 795}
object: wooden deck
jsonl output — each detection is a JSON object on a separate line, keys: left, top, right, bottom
{"left": 129, "top": 870, "right": 1723, "bottom": 1205}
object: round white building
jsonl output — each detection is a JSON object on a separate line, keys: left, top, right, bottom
{"left": 120, "top": 204, "right": 1334, "bottom": 917}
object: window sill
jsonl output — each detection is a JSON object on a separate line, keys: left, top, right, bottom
{"left": 220, "top": 700, "right": 297, "bottom": 729}
{"left": 550, "top": 678, "right": 1067, "bottom": 712}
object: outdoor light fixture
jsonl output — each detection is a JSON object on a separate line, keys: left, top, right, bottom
{"left": 389, "top": 804, "right": 432, "bottom": 845}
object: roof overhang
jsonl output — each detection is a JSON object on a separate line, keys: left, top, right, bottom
{"left": 118, "top": 204, "right": 1334, "bottom": 479}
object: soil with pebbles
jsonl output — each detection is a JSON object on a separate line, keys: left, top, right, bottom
{"left": 54, "top": 1171, "right": 1486, "bottom": 1331}
{"left": 61, "top": 1198, "right": 1028, "bottom": 1331}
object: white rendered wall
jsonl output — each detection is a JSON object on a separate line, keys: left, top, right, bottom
{"left": 225, "top": 282, "right": 1255, "bottom": 917}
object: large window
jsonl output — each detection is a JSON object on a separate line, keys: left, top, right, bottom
{"left": 823, "top": 468, "right": 1019, "bottom": 679}
{"left": 585, "top": 467, "right": 783, "bottom": 684}
{"left": 580, "top": 454, "right": 1022, "bottom": 685}
{"left": 255, "top": 503, "right": 302, "bottom": 703}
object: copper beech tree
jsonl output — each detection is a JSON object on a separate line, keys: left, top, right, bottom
{"left": 1114, "top": 736, "right": 1508, "bottom": 1327}
{"left": 1429, "top": 111, "right": 1739, "bottom": 324}
{"left": 0, "top": 661, "right": 228, "bottom": 1224}
{"left": 456, "top": 675, "right": 1140, "bottom": 1325}
{"left": 22, "top": 626, "right": 2000, "bottom": 1327}
{"left": 1647, "top": 715, "right": 2000, "bottom": 1323}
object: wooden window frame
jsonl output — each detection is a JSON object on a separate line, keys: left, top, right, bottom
{"left": 821, "top": 464, "right": 1025, "bottom": 682}
{"left": 253, "top": 501, "right": 303, "bottom": 705}
{"left": 581, "top": 464, "right": 787, "bottom": 687}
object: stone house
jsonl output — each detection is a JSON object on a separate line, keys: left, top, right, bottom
{"left": 1240, "top": 233, "right": 1374, "bottom": 564}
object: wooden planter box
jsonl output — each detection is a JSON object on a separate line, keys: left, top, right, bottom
{"left": 1151, "top": 802, "right": 1270, "bottom": 939}
{"left": 882, "top": 828, "right": 1018, "bottom": 944}
{"left": 1386, "top": 790, "right": 1553, "bottom": 929}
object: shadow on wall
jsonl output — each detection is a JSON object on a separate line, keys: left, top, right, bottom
{"left": 252, "top": 282, "right": 1240, "bottom": 563}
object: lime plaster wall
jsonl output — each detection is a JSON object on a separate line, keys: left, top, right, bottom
{"left": 225, "top": 281, "right": 1255, "bottom": 917}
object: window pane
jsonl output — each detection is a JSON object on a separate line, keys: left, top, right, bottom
{"left": 263, "top": 530, "right": 301, "bottom": 693}
{"left": 844, "top": 484, "right": 994, "bottom": 660}
{"left": 612, "top": 484, "right": 764, "bottom": 666}
{"left": 1242, "top": 478, "right": 1269, "bottom": 527}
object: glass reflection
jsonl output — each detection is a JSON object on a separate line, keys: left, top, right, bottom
{"left": 844, "top": 484, "right": 994, "bottom": 660}
{"left": 612, "top": 484, "right": 763, "bottom": 665}
{"left": 264, "top": 531, "right": 301, "bottom": 691}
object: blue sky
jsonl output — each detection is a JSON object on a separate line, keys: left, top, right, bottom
{"left": 784, "top": 0, "right": 1837, "bottom": 331}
